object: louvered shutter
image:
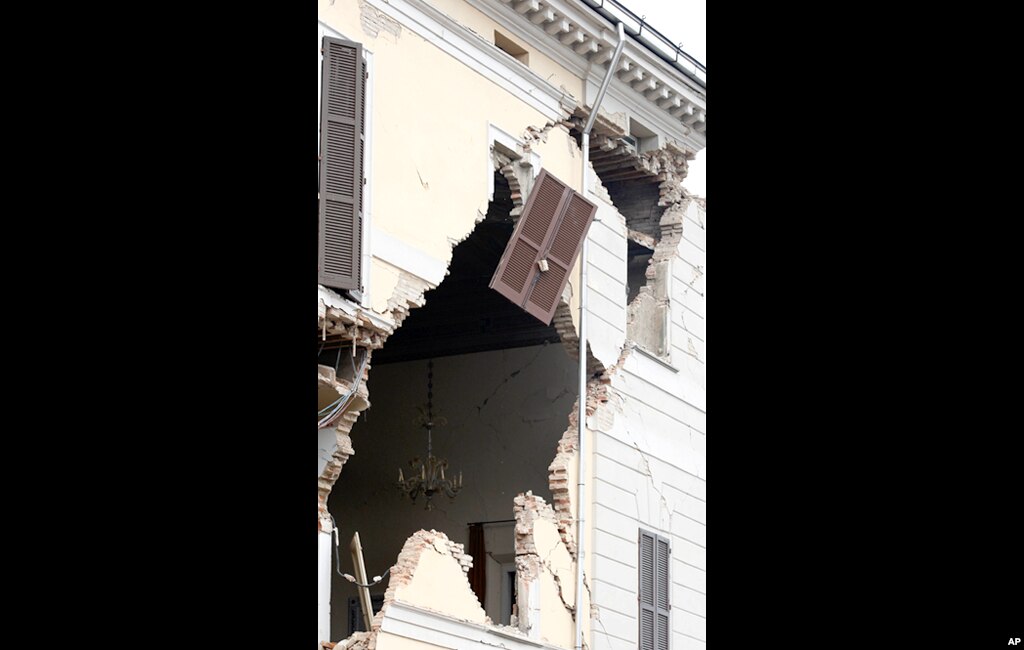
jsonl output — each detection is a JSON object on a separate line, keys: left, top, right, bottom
{"left": 656, "top": 536, "right": 671, "bottom": 650}
{"left": 489, "top": 169, "right": 597, "bottom": 325}
{"left": 640, "top": 530, "right": 671, "bottom": 650}
{"left": 639, "top": 530, "right": 656, "bottom": 650}
{"left": 318, "top": 37, "right": 363, "bottom": 291}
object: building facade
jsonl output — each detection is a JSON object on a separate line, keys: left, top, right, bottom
{"left": 317, "top": 1, "right": 705, "bottom": 648}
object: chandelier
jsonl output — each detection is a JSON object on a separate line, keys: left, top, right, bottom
{"left": 397, "top": 359, "right": 463, "bottom": 510}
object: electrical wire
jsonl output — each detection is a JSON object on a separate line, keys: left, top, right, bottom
{"left": 318, "top": 346, "right": 370, "bottom": 428}
{"left": 329, "top": 515, "right": 391, "bottom": 588}
{"left": 319, "top": 348, "right": 367, "bottom": 426}
{"left": 317, "top": 346, "right": 367, "bottom": 418}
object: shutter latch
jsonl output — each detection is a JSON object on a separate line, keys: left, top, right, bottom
{"left": 537, "top": 259, "right": 549, "bottom": 272}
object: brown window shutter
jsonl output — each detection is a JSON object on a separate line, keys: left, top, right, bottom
{"left": 489, "top": 169, "right": 598, "bottom": 325}
{"left": 318, "top": 37, "right": 363, "bottom": 291}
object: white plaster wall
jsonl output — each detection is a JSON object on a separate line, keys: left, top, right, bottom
{"left": 329, "top": 344, "right": 577, "bottom": 636}
{"left": 319, "top": 426, "right": 338, "bottom": 478}
{"left": 589, "top": 404, "right": 706, "bottom": 649}
{"left": 585, "top": 200, "right": 706, "bottom": 649}
{"left": 584, "top": 175, "right": 628, "bottom": 370}
{"left": 670, "top": 200, "right": 706, "bottom": 387}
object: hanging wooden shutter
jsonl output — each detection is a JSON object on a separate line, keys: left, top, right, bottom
{"left": 489, "top": 169, "right": 598, "bottom": 325}
{"left": 318, "top": 37, "right": 363, "bottom": 291}
{"left": 639, "top": 530, "right": 656, "bottom": 650}
{"left": 656, "top": 535, "right": 671, "bottom": 650}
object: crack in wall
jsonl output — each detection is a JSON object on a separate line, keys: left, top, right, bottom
{"left": 549, "top": 565, "right": 576, "bottom": 616}
{"left": 475, "top": 345, "right": 546, "bottom": 414}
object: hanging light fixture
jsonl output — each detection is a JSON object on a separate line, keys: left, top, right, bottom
{"left": 397, "top": 359, "right": 462, "bottom": 510}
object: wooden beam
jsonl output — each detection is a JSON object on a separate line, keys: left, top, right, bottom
{"left": 595, "top": 168, "right": 658, "bottom": 182}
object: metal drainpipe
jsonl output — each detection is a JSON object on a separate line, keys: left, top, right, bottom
{"left": 576, "top": 20, "right": 626, "bottom": 650}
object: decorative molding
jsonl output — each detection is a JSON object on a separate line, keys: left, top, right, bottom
{"left": 380, "top": 600, "right": 565, "bottom": 650}
{"left": 371, "top": 228, "right": 449, "bottom": 285}
{"left": 469, "top": 0, "right": 705, "bottom": 148}
{"left": 487, "top": 122, "right": 542, "bottom": 198}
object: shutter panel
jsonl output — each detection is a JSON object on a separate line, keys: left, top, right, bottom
{"left": 489, "top": 169, "right": 598, "bottom": 325}
{"left": 318, "top": 37, "right": 363, "bottom": 291}
{"left": 490, "top": 169, "right": 569, "bottom": 309}
{"left": 525, "top": 191, "right": 597, "bottom": 323}
{"left": 656, "top": 535, "right": 671, "bottom": 650}
{"left": 639, "top": 530, "right": 656, "bottom": 650}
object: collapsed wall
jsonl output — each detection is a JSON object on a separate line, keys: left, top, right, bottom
{"left": 336, "top": 529, "right": 485, "bottom": 650}
{"left": 323, "top": 102, "right": 699, "bottom": 647}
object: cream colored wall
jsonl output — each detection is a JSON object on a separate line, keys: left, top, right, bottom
{"left": 393, "top": 539, "right": 489, "bottom": 623}
{"left": 426, "top": 0, "right": 584, "bottom": 101}
{"left": 531, "top": 519, "right": 576, "bottom": 647}
{"left": 319, "top": 0, "right": 587, "bottom": 320}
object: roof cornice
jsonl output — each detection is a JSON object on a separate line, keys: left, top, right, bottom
{"left": 469, "top": 0, "right": 706, "bottom": 148}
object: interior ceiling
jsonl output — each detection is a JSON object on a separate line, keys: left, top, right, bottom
{"left": 371, "top": 174, "right": 562, "bottom": 365}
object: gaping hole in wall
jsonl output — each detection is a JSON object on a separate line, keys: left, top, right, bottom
{"left": 328, "top": 172, "right": 578, "bottom": 636}
{"left": 584, "top": 131, "right": 678, "bottom": 361}
{"left": 605, "top": 179, "right": 665, "bottom": 243}
{"left": 627, "top": 240, "right": 654, "bottom": 306}
{"left": 317, "top": 348, "right": 370, "bottom": 479}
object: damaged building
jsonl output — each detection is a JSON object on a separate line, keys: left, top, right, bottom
{"left": 317, "top": 0, "right": 705, "bottom": 648}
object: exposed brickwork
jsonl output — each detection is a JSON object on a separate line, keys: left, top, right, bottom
{"left": 551, "top": 302, "right": 605, "bottom": 378}
{"left": 545, "top": 433, "right": 577, "bottom": 556}
{"left": 357, "top": 0, "right": 401, "bottom": 39}
{"left": 384, "top": 272, "right": 432, "bottom": 332}
{"left": 605, "top": 180, "right": 664, "bottom": 241}
{"left": 512, "top": 491, "right": 567, "bottom": 634}
{"left": 513, "top": 492, "right": 560, "bottom": 573}
{"left": 580, "top": 136, "right": 695, "bottom": 361}
{"left": 374, "top": 529, "right": 482, "bottom": 628}
{"left": 546, "top": 344, "right": 631, "bottom": 555}
{"left": 337, "top": 631, "right": 371, "bottom": 650}
{"left": 499, "top": 161, "right": 527, "bottom": 219}
{"left": 638, "top": 142, "right": 692, "bottom": 180}
{"left": 522, "top": 120, "right": 575, "bottom": 150}
{"left": 318, "top": 358, "right": 371, "bottom": 532}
